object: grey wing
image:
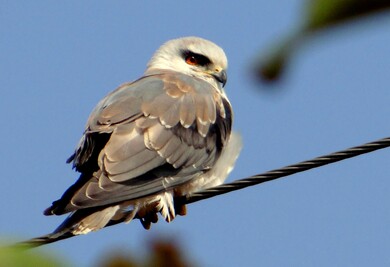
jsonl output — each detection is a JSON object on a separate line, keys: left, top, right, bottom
{"left": 46, "top": 72, "right": 231, "bottom": 215}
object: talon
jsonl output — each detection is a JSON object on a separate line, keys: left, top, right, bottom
{"left": 176, "top": 204, "right": 187, "bottom": 216}
{"left": 174, "top": 198, "right": 187, "bottom": 216}
{"left": 140, "top": 218, "right": 151, "bottom": 230}
{"left": 146, "top": 212, "right": 159, "bottom": 224}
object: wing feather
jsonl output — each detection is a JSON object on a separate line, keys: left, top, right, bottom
{"left": 103, "top": 149, "right": 159, "bottom": 177}
{"left": 144, "top": 122, "right": 173, "bottom": 150}
{"left": 103, "top": 125, "right": 144, "bottom": 162}
{"left": 157, "top": 133, "right": 182, "bottom": 159}
{"left": 108, "top": 156, "right": 164, "bottom": 183}
{"left": 46, "top": 71, "right": 232, "bottom": 215}
{"left": 179, "top": 94, "right": 196, "bottom": 128}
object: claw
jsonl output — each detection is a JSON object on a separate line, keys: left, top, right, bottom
{"left": 140, "top": 218, "right": 151, "bottom": 230}
{"left": 176, "top": 203, "right": 187, "bottom": 216}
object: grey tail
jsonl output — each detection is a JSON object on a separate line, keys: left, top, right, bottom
{"left": 10, "top": 215, "right": 129, "bottom": 250}
{"left": 9, "top": 232, "right": 75, "bottom": 250}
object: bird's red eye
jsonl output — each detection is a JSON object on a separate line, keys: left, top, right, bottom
{"left": 185, "top": 55, "right": 198, "bottom": 65}
{"left": 183, "top": 51, "right": 211, "bottom": 66}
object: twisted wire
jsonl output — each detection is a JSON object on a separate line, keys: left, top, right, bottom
{"left": 182, "top": 137, "right": 390, "bottom": 204}
{"left": 14, "top": 136, "right": 390, "bottom": 249}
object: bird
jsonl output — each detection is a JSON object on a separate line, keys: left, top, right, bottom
{"left": 22, "top": 36, "right": 242, "bottom": 247}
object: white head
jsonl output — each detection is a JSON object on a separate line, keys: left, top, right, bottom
{"left": 145, "top": 36, "right": 228, "bottom": 89}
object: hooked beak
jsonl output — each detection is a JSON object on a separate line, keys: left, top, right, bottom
{"left": 212, "top": 69, "right": 227, "bottom": 87}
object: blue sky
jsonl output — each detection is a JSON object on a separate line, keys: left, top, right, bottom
{"left": 2, "top": 1, "right": 390, "bottom": 266}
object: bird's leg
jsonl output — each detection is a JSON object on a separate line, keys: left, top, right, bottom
{"left": 175, "top": 202, "right": 187, "bottom": 216}
{"left": 137, "top": 200, "right": 161, "bottom": 229}
{"left": 173, "top": 195, "right": 187, "bottom": 216}
{"left": 140, "top": 217, "right": 152, "bottom": 230}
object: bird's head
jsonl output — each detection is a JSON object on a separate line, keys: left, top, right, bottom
{"left": 146, "top": 36, "right": 228, "bottom": 89}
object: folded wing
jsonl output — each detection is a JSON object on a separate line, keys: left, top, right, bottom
{"left": 45, "top": 71, "right": 232, "bottom": 216}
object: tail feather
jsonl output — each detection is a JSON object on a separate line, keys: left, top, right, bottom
{"left": 11, "top": 232, "right": 75, "bottom": 249}
{"left": 13, "top": 216, "right": 129, "bottom": 249}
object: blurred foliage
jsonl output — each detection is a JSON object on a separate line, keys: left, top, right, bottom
{"left": 0, "top": 245, "right": 67, "bottom": 267}
{"left": 257, "top": 0, "right": 390, "bottom": 82}
{"left": 1, "top": 239, "right": 192, "bottom": 267}
{"left": 98, "top": 239, "right": 193, "bottom": 267}
{"left": 305, "top": 0, "right": 390, "bottom": 30}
